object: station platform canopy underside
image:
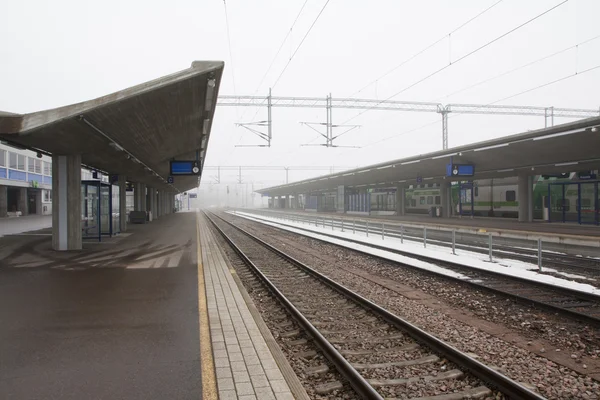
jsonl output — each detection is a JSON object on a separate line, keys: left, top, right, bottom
{"left": 0, "top": 61, "right": 224, "bottom": 192}
{"left": 257, "top": 117, "right": 600, "bottom": 197}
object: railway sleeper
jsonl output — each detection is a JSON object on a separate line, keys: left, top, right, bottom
{"left": 395, "top": 385, "right": 492, "bottom": 400}
{"left": 340, "top": 343, "right": 421, "bottom": 356}
{"left": 353, "top": 354, "right": 439, "bottom": 370}
{"left": 368, "top": 368, "right": 463, "bottom": 388}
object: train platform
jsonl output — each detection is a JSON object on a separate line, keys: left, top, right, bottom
{"left": 257, "top": 208, "right": 600, "bottom": 247}
{"left": 0, "top": 211, "right": 301, "bottom": 399}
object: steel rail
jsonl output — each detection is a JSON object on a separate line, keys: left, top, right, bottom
{"left": 204, "top": 212, "right": 383, "bottom": 400}
{"left": 234, "top": 211, "right": 600, "bottom": 327}
{"left": 208, "top": 211, "right": 546, "bottom": 400}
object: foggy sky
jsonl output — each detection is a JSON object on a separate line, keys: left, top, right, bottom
{"left": 2, "top": 0, "right": 599, "bottom": 189}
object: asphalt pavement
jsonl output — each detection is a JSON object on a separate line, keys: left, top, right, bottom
{"left": 0, "top": 212, "right": 202, "bottom": 400}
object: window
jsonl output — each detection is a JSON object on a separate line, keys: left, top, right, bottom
{"left": 427, "top": 196, "right": 433, "bottom": 205}
{"left": 506, "top": 190, "right": 516, "bottom": 202}
{"left": 474, "top": 187, "right": 479, "bottom": 197}
{"left": 44, "top": 190, "right": 52, "bottom": 202}
{"left": 28, "top": 157, "right": 35, "bottom": 172}
{"left": 17, "top": 154, "right": 25, "bottom": 171}
{"left": 43, "top": 161, "right": 51, "bottom": 176}
{"left": 419, "top": 196, "right": 426, "bottom": 205}
{"left": 435, "top": 196, "right": 441, "bottom": 205}
{"left": 0, "top": 149, "right": 5, "bottom": 167}
{"left": 581, "top": 198, "right": 591, "bottom": 208}
{"left": 34, "top": 159, "right": 42, "bottom": 174}
{"left": 9, "top": 152, "right": 17, "bottom": 169}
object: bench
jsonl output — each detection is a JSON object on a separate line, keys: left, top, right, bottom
{"left": 129, "top": 211, "right": 147, "bottom": 224}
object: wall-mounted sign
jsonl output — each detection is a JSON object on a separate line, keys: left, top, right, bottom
{"left": 447, "top": 163, "right": 475, "bottom": 177}
{"left": 170, "top": 160, "right": 200, "bottom": 176}
{"left": 578, "top": 171, "right": 597, "bottom": 180}
{"left": 189, "top": 193, "right": 198, "bottom": 198}
{"left": 167, "top": 176, "right": 174, "bottom": 184}
{"left": 416, "top": 176, "right": 423, "bottom": 183}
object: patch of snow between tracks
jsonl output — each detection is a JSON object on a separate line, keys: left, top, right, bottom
{"left": 229, "top": 211, "right": 600, "bottom": 296}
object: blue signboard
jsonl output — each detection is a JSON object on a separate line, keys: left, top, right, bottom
{"left": 447, "top": 163, "right": 475, "bottom": 177}
{"left": 170, "top": 160, "right": 200, "bottom": 176}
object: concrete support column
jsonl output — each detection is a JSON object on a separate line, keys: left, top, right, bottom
{"left": 0, "top": 185, "right": 7, "bottom": 217}
{"left": 118, "top": 176, "right": 127, "bottom": 232}
{"left": 18, "top": 187, "right": 28, "bottom": 216}
{"left": 441, "top": 182, "right": 451, "bottom": 218}
{"left": 395, "top": 185, "right": 405, "bottom": 216}
{"left": 134, "top": 183, "right": 147, "bottom": 212}
{"left": 518, "top": 175, "right": 533, "bottom": 222}
{"left": 292, "top": 193, "right": 299, "bottom": 209}
{"left": 148, "top": 187, "right": 156, "bottom": 220}
{"left": 52, "top": 154, "right": 82, "bottom": 251}
{"left": 336, "top": 185, "right": 346, "bottom": 213}
{"left": 35, "top": 190, "right": 43, "bottom": 215}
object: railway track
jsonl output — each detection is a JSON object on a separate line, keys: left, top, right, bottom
{"left": 229, "top": 211, "right": 600, "bottom": 327}
{"left": 205, "top": 211, "right": 545, "bottom": 400}
{"left": 258, "top": 211, "right": 600, "bottom": 271}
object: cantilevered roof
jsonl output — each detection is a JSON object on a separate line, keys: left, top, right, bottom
{"left": 257, "top": 116, "right": 600, "bottom": 196}
{"left": 0, "top": 61, "right": 224, "bottom": 192}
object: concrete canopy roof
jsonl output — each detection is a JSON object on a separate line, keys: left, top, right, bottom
{"left": 257, "top": 116, "right": 600, "bottom": 196}
{"left": 0, "top": 61, "right": 224, "bottom": 192}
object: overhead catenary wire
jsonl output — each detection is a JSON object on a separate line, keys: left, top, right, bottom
{"left": 334, "top": 62, "right": 600, "bottom": 154}
{"left": 270, "top": 0, "right": 331, "bottom": 90}
{"left": 223, "top": 0, "right": 237, "bottom": 98}
{"left": 435, "top": 34, "right": 600, "bottom": 102}
{"left": 341, "top": 0, "right": 570, "bottom": 125}
{"left": 333, "top": 34, "right": 600, "bottom": 151}
{"left": 349, "top": 0, "right": 506, "bottom": 98}
{"left": 239, "top": 0, "right": 310, "bottom": 123}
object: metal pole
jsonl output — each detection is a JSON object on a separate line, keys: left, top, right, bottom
{"left": 538, "top": 238, "right": 543, "bottom": 272}
{"left": 353, "top": 219, "right": 355, "bottom": 234}
{"left": 332, "top": 217, "right": 334, "bottom": 231}
{"left": 488, "top": 233, "right": 493, "bottom": 262}
{"left": 400, "top": 225, "right": 404, "bottom": 244}
{"left": 341, "top": 219, "right": 344, "bottom": 232}
{"left": 366, "top": 221, "right": 369, "bottom": 237}
{"left": 382, "top": 223, "right": 385, "bottom": 240}
{"left": 424, "top": 227, "right": 427, "bottom": 248}
{"left": 452, "top": 229, "right": 456, "bottom": 255}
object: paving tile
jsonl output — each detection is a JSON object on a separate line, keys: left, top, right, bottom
{"left": 236, "top": 382, "right": 255, "bottom": 396}
{"left": 213, "top": 349, "right": 228, "bottom": 359}
{"left": 238, "top": 339, "right": 254, "bottom": 348}
{"left": 250, "top": 374, "right": 270, "bottom": 388}
{"left": 216, "top": 367, "right": 232, "bottom": 379}
{"left": 239, "top": 396, "right": 257, "bottom": 400}
{"left": 248, "top": 366, "right": 266, "bottom": 376}
{"left": 217, "top": 378, "right": 235, "bottom": 391}
{"left": 254, "top": 386, "right": 276, "bottom": 400}
{"left": 264, "top": 368, "right": 284, "bottom": 382}
{"left": 243, "top": 355, "right": 261, "bottom": 366}
{"left": 233, "top": 370, "right": 251, "bottom": 383}
{"left": 275, "top": 392, "right": 295, "bottom": 400}
{"left": 270, "top": 379, "right": 290, "bottom": 393}
{"left": 214, "top": 357, "right": 230, "bottom": 368}
{"left": 230, "top": 361, "right": 247, "bottom": 372}
{"left": 241, "top": 347, "right": 257, "bottom": 357}
{"left": 260, "top": 358, "right": 278, "bottom": 370}
{"left": 219, "top": 390, "right": 238, "bottom": 400}
{"left": 228, "top": 352, "right": 244, "bottom": 362}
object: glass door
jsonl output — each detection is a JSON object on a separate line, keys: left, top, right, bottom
{"left": 580, "top": 182, "right": 597, "bottom": 224}
{"left": 459, "top": 182, "right": 474, "bottom": 216}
